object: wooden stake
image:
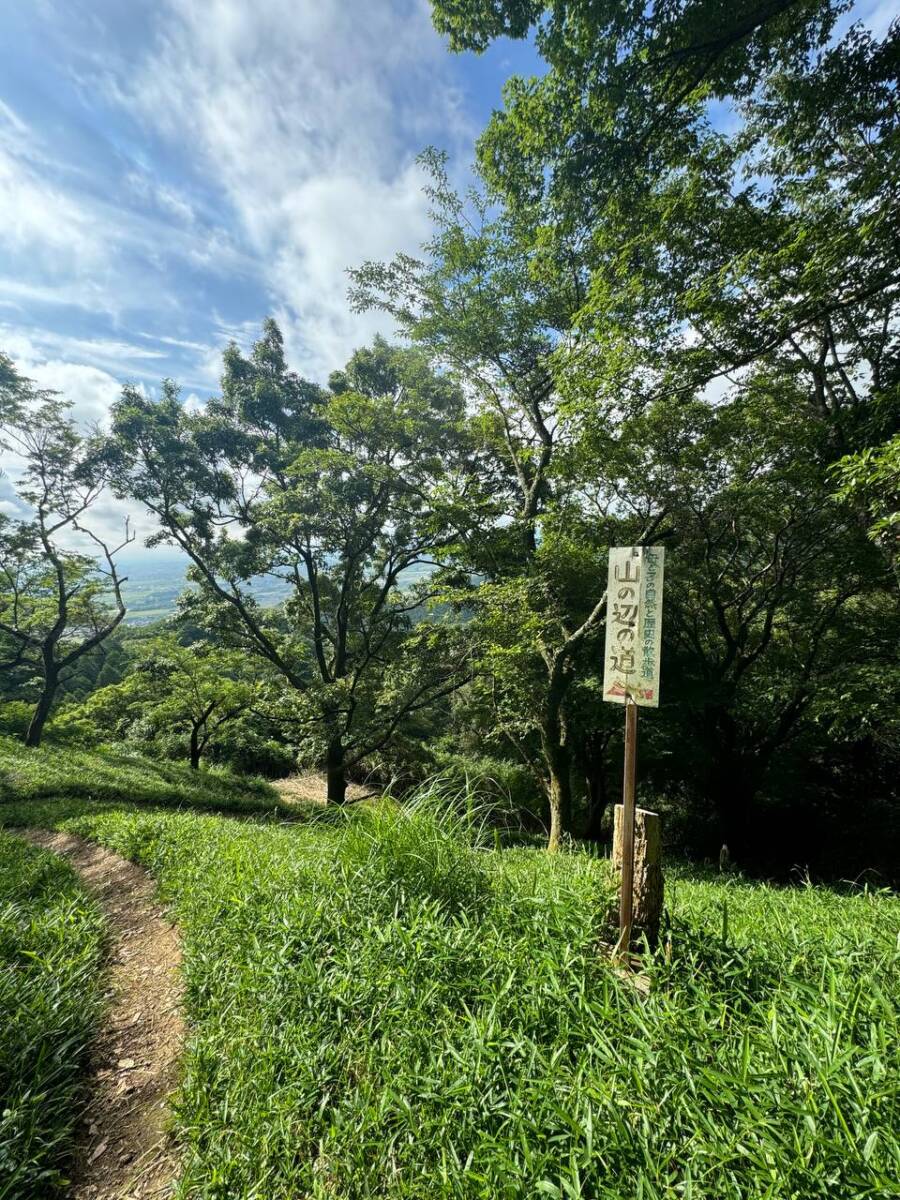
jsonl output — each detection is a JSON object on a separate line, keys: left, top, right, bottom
{"left": 617, "top": 697, "right": 637, "bottom": 957}
{"left": 613, "top": 805, "right": 663, "bottom": 947}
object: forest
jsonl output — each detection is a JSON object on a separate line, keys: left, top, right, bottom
{"left": 1, "top": 3, "right": 899, "bottom": 1198}
{"left": 4, "top": 0, "right": 898, "bottom": 879}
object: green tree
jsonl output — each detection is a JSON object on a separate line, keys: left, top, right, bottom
{"left": 65, "top": 635, "right": 255, "bottom": 769}
{"left": 832, "top": 432, "right": 900, "bottom": 583}
{"left": 431, "top": 2, "right": 900, "bottom": 490}
{"left": 0, "top": 355, "right": 132, "bottom": 747}
{"left": 423, "top": 0, "right": 900, "bottom": 856}
{"left": 108, "top": 323, "right": 471, "bottom": 802}
{"left": 352, "top": 156, "right": 665, "bottom": 848}
{"left": 629, "top": 382, "right": 890, "bottom": 849}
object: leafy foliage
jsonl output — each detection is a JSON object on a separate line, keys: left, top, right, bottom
{"left": 0, "top": 355, "right": 132, "bottom": 746}
{"left": 59, "top": 635, "right": 258, "bottom": 768}
{"left": 107, "top": 326, "right": 472, "bottom": 801}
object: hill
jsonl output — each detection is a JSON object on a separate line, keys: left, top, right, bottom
{"left": 1, "top": 741, "right": 897, "bottom": 1197}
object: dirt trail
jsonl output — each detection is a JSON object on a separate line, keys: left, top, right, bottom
{"left": 18, "top": 829, "right": 184, "bottom": 1200}
{"left": 272, "top": 771, "right": 378, "bottom": 806}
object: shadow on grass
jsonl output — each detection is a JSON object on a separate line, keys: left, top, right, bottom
{"left": 652, "top": 918, "right": 782, "bottom": 1015}
{"left": 0, "top": 738, "right": 317, "bottom": 824}
{"left": 666, "top": 858, "right": 900, "bottom": 902}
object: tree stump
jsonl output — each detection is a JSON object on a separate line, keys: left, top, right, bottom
{"left": 613, "top": 805, "right": 663, "bottom": 947}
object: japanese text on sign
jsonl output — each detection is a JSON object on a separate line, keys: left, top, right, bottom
{"left": 602, "top": 545, "right": 665, "bottom": 707}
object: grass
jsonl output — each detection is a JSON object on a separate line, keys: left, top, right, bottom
{"left": 0, "top": 749, "right": 898, "bottom": 1197}
{"left": 0, "top": 831, "right": 105, "bottom": 1199}
{"left": 0, "top": 735, "right": 287, "bottom": 817}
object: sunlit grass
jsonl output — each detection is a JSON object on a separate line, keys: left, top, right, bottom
{"left": 0, "top": 832, "right": 105, "bottom": 1198}
{"left": 0, "top": 734, "right": 285, "bottom": 816}
{"left": 1, "top": 753, "right": 898, "bottom": 1197}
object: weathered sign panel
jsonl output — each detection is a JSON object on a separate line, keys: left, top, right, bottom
{"left": 602, "top": 545, "right": 665, "bottom": 707}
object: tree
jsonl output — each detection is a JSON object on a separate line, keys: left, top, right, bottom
{"left": 352, "top": 155, "right": 666, "bottom": 848}
{"left": 832, "top": 433, "right": 900, "bottom": 584}
{"left": 108, "top": 323, "right": 471, "bottom": 802}
{"left": 65, "top": 635, "right": 256, "bottom": 769}
{"left": 422, "top": 0, "right": 900, "bottom": 856}
{"left": 0, "top": 355, "right": 132, "bottom": 747}
{"left": 630, "top": 381, "right": 890, "bottom": 850}
{"left": 431, "top": 2, "right": 900, "bottom": 490}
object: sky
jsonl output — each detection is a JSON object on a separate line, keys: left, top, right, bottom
{"left": 0, "top": 0, "right": 895, "bottom": 554}
{"left": 0, "top": 0, "right": 540, "bottom": 548}
{"left": 0, "top": 0, "right": 539, "bottom": 398}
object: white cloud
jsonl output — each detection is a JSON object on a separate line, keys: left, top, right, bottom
{"left": 0, "top": 277, "right": 120, "bottom": 319}
{"left": 126, "top": 170, "right": 196, "bottom": 225}
{"left": 0, "top": 96, "right": 258, "bottom": 324}
{"left": 0, "top": 339, "right": 123, "bottom": 453}
{"left": 0, "top": 344, "right": 158, "bottom": 551}
{"left": 854, "top": 0, "right": 898, "bottom": 37}
{"left": 0, "top": 0, "right": 481, "bottom": 566}
{"left": 0, "top": 142, "right": 104, "bottom": 273}
{"left": 0, "top": 326, "right": 168, "bottom": 383}
{"left": 116, "top": 0, "right": 473, "bottom": 377}
{"left": 26, "top": 360, "right": 124, "bottom": 428}
{"left": 271, "top": 163, "right": 434, "bottom": 375}
{"left": 138, "top": 331, "right": 208, "bottom": 352}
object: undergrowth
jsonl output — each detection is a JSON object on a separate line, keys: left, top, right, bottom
{"left": 0, "top": 832, "right": 105, "bottom": 1199}
{"left": 0, "top": 759, "right": 897, "bottom": 1198}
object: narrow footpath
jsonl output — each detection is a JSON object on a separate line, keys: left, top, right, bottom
{"left": 18, "top": 830, "right": 184, "bottom": 1200}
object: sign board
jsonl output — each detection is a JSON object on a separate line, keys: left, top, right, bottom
{"left": 603, "top": 545, "right": 664, "bottom": 707}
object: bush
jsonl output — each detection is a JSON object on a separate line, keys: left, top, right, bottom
{"left": 336, "top": 781, "right": 494, "bottom": 916}
{"left": 421, "top": 749, "right": 543, "bottom": 829}
{"left": 0, "top": 702, "right": 32, "bottom": 739}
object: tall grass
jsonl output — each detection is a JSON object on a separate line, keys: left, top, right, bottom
{"left": 0, "top": 832, "right": 105, "bottom": 1198}
{"left": 334, "top": 779, "right": 495, "bottom": 915}
{"left": 0, "top": 764, "right": 897, "bottom": 1197}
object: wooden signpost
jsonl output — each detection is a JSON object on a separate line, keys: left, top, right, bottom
{"left": 603, "top": 546, "right": 665, "bottom": 957}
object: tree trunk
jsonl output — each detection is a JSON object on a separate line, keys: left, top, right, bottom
{"left": 24, "top": 671, "right": 58, "bottom": 748}
{"left": 704, "top": 707, "right": 760, "bottom": 859}
{"left": 583, "top": 761, "right": 608, "bottom": 842}
{"left": 325, "top": 734, "right": 347, "bottom": 804}
{"left": 189, "top": 727, "right": 201, "bottom": 770}
{"left": 708, "top": 747, "right": 763, "bottom": 861}
{"left": 545, "top": 741, "right": 572, "bottom": 853}
{"left": 542, "top": 666, "right": 572, "bottom": 852}
{"left": 583, "top": 777, "right": 606, "bottom": 842}
{"left": 573, "top": 728, "right": 611, "bottom": 842}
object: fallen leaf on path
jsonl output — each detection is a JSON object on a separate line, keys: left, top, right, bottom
{"left": 88, "top": 1138, "right": 108, "bottom": 1163}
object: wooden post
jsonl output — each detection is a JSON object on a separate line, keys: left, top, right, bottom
{"left": 613, "top": 804, "right": 663, "bottom": 948}
{"left": 617, "top": 698, "right": 637, "bottom": 956}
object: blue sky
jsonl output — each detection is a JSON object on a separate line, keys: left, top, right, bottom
{"left": 0, "top": 0, "right": 538, "bottom": 404}
{"left": 0, "top": 0, "right": 895, "bottom": 552}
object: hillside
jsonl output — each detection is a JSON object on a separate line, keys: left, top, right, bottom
{"left": 0, "top": 735, "right": 284, "bottom": 814}
{"left": 1, "top": 743, "right": 898, "bottom": 1198}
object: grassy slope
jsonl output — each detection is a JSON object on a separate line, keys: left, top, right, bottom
{"left": 0, "top": 736, "right": 287, "bottom": 816}
{"left": 0, "top": 831, "right": 105, "bottom": 1199}
{"left": 1, "top": 738, "right": 898, "bottom": 1198}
